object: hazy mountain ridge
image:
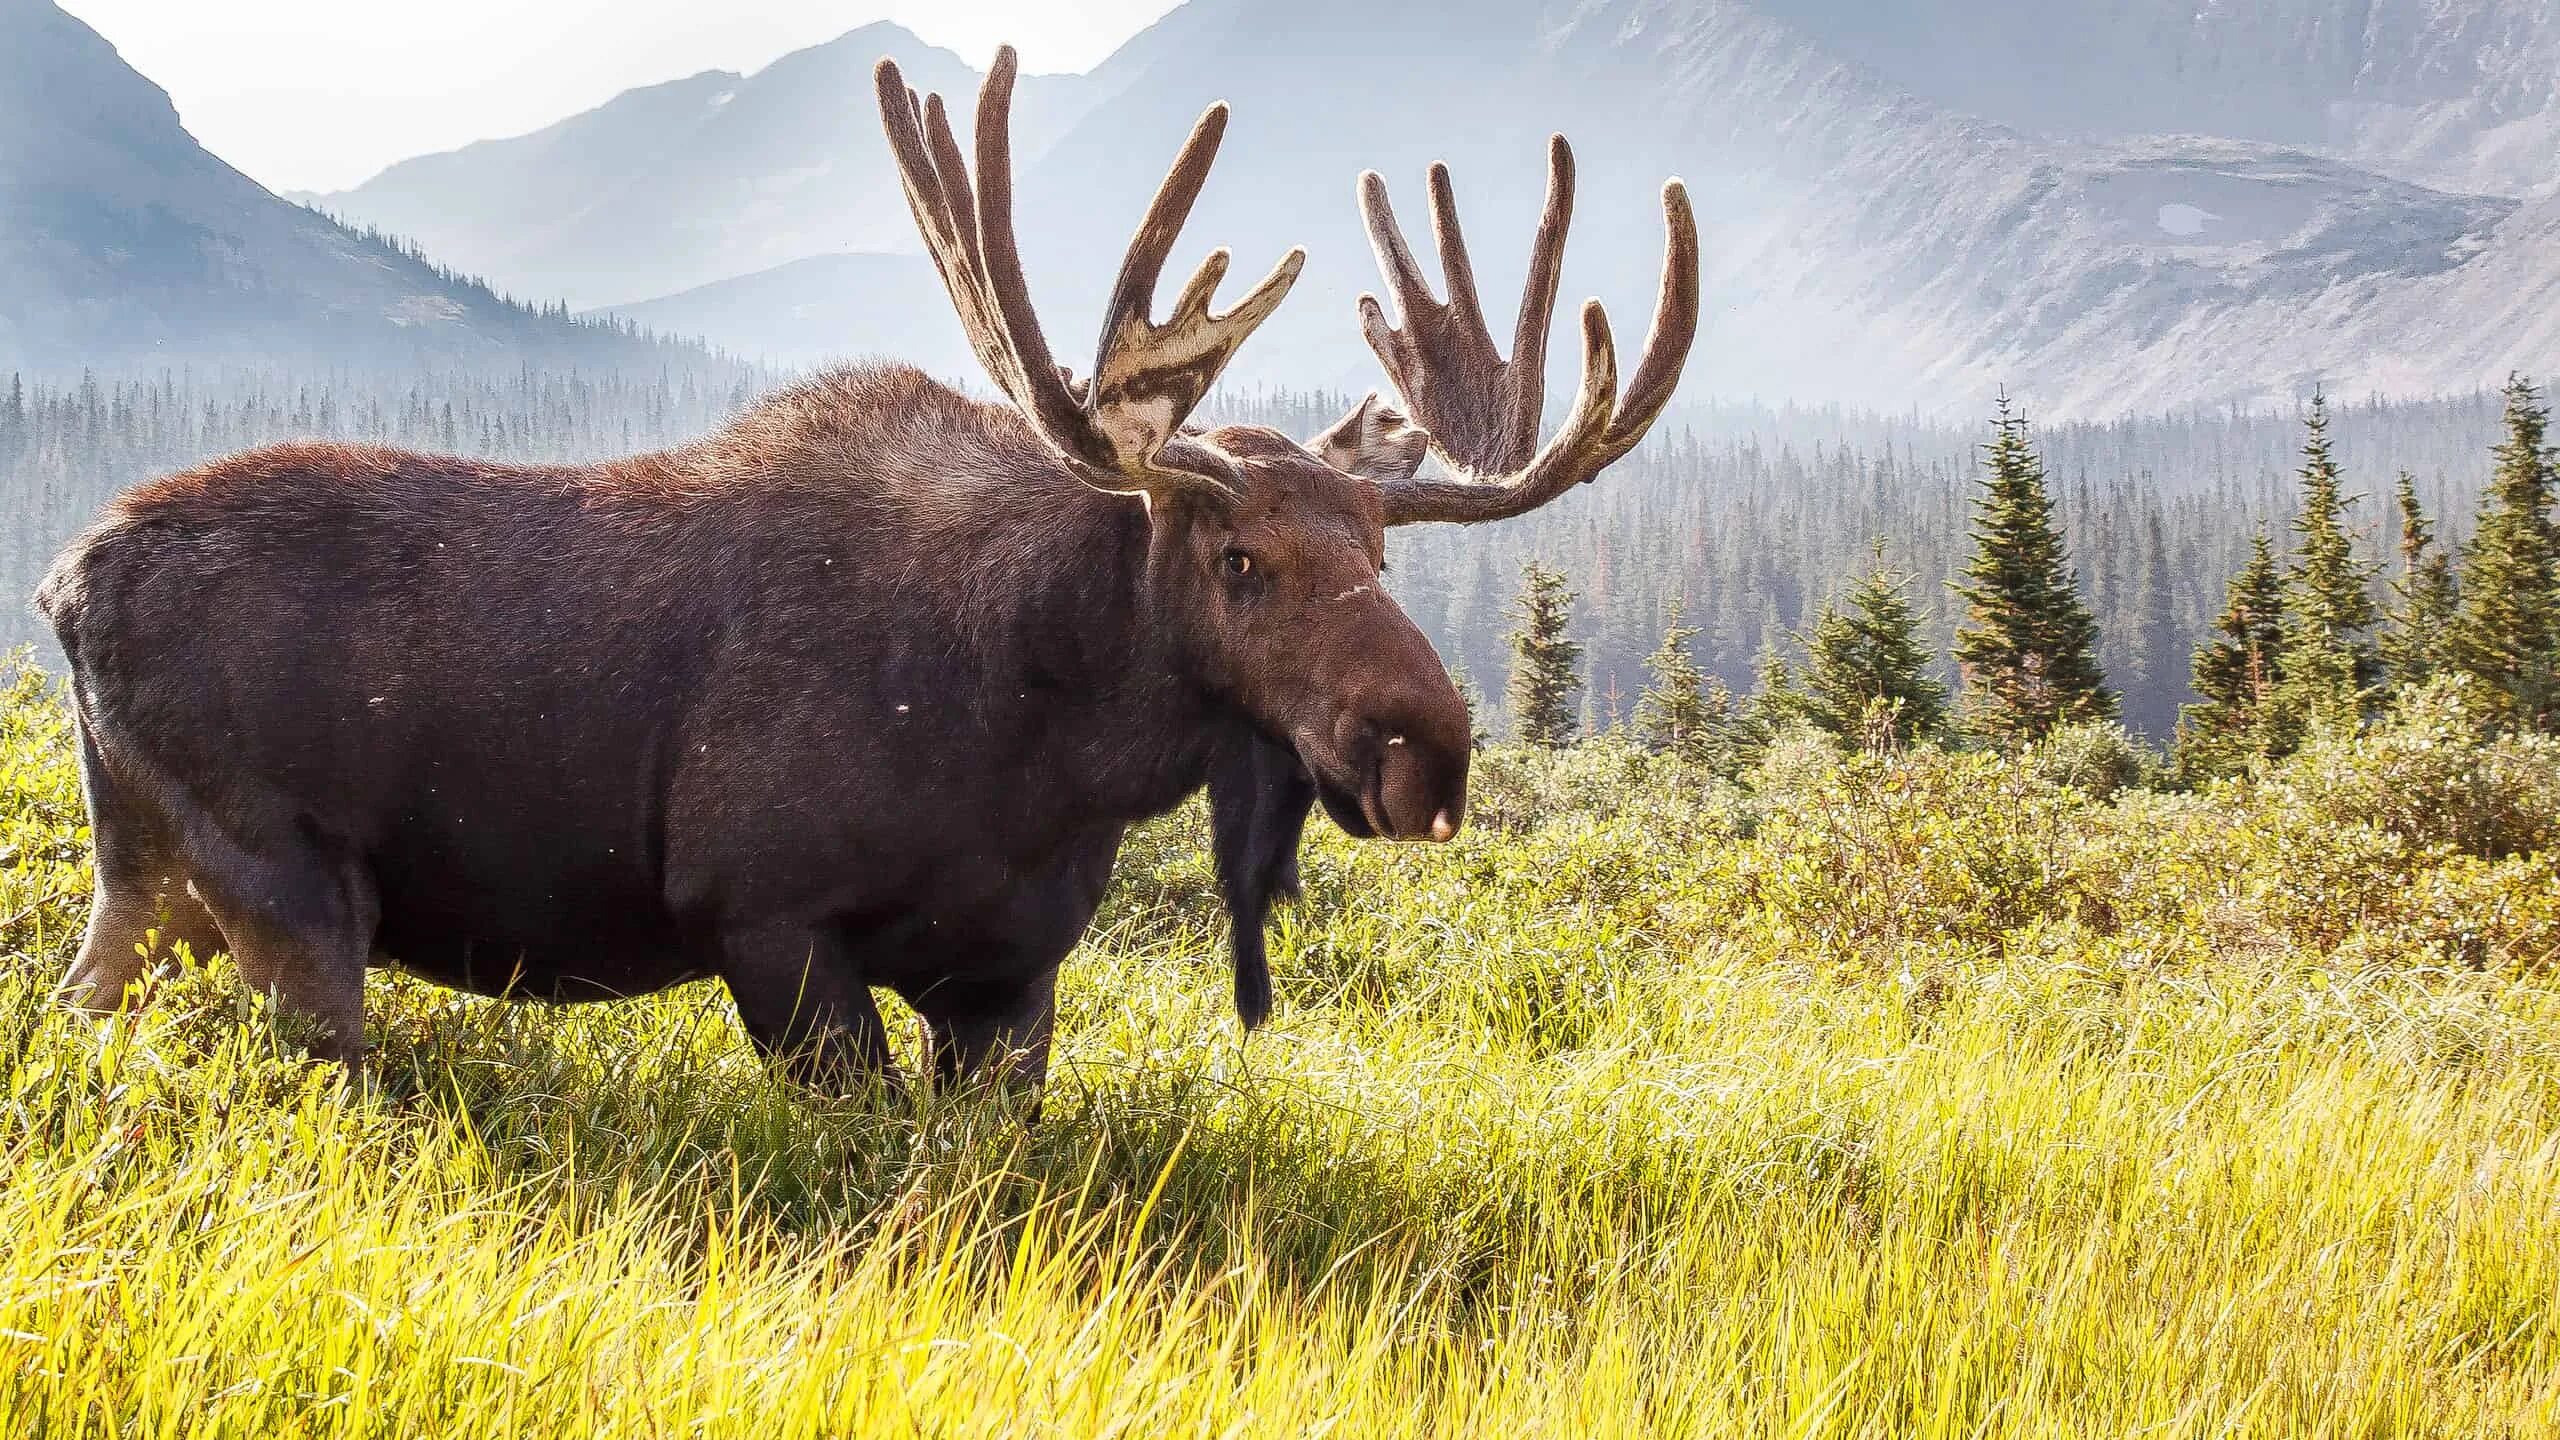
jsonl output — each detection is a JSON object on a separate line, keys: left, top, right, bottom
{"left": 67, "top": 0, "right": 2560, "bottom": 415}
{"left": 1762, "top": 0, "right": 2560, "bottom": 197}
{"left": 589, "top": 252, "right": 964, "bottom": 372}
{"left": 0, "top": 0, "right": 699, "bottom": 374}
{"left": 319, "top": 24, "right": 1106, "bottom": 309}
{"left": 992, "top": 0, "right": 2557, "bottom": 414}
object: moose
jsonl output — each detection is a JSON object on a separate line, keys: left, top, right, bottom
{"left": 36, "top": 46, "right": 1698, "bottom": 1091}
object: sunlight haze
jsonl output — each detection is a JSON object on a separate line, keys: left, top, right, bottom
{"left": 55, "top": 0, "right": 1183, "bottom": 192}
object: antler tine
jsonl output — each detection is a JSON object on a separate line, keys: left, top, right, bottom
{"left": 1507, "top": 136, "right": 1576, "bottom": 415}
{"left": 877, "top": 45, "right": 1303, "bottom": 496}
{"left": 1105, "top": 104, "right": 1229, "bottom": 340}
{"left": 1424, "top": 162, "right": 1488, "bottom": 330}
{"left": 1360, "top": 171, "right": 1442, "bottom": 324}
{"left": 1363, "top": 148, "right": 1700, "bottom": 527}
{"left": 1090, "top": 109, "right": 1307, "bottom": 483}
{"left": 1614, "top": 180, "right": 1701, "bottom": 438}
{"left": 877, "top": 51, "right": 1096, "bottom": 467}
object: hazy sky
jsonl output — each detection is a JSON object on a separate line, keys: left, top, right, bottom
{"left": 58, "top": 1, "right": 1185, "bottom": 194}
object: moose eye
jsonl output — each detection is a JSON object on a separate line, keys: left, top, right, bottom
{"left": 1221, "top": 548, "right": 1256, "bottom": 578}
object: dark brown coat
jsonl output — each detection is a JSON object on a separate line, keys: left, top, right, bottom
{"left": 38, "top": 44, "right": 1697, "bottom": 1091}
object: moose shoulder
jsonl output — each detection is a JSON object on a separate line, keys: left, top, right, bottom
{"left": 37, "top": 45, "right": 1698, "bottom": 1090}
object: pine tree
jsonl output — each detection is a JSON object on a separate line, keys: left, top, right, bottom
{"left": 1951, "top": 396, "right": 2114, "bottom": 744}
{"left": 2172, "top": 528, "right": 2287, "bottom": 779}
{"left": 2378, "top": 472, "right": 2459, "bottom": 689}
{"left": 2124, "top": 508, "right": 2184, "bottom": 740}
{"left": 2447, "top": 375, "right": 2560, "bottom": 730}
{"left": 1449, "top": 663, "right": 1491, "bottom": 748}
{"left": 1504, "top": 559, "right": 1584, "bottom": 747}
{"left": 2270, "top": 391, "right": 2381, "bottom": 740}
{"left": 1739, "top": 635, "right": 1806, "bottom": 743}
{"left": 1799, "top": 552, "right": 1948, "bottom": 746}
{"left": 1634, "top": 599, "right": 1731, "bottom": 764}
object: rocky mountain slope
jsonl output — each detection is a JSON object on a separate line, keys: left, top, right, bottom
{"left": 590, "top": 251, "right": 962, "bottom": 372}
{"left": 317, "top": 24, "right": 1109, "bottom": 309}
{"left": 0, "top": 0, "right": 689, "bottom": 373}
{"left": 317, "top": 0, "right": 2560, "bottom": 416}
{"left": 1762, "top": 0, "right": 2560, "bottom": 198}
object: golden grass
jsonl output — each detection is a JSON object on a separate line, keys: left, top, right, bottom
{"left": 2, "top": 663, "right": 2555, "bottom": 1437}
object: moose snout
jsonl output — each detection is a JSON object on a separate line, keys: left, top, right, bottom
{"left": 1341, "top": 690, "right": 1471, "bottom": 844}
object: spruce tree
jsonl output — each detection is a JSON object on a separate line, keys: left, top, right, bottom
{"left": 2173, "top": 528, "right": 2286, "bottom": 779}
{"left": 1740, "top": 635, "right": 1807, "bottom": 742}
{"left": 2379, "top": 472, "right": 2459, "bottom": 689}
{"left": 1634, "top": 599, "right": 1730, "bottom": 764}
{"left": 1504, "top": 559, "right": 1584, "bottom": 747}
{"left": 1449, "top": 663, "right": 1491, "bottom": 748}
{"left": 2124, "top": 508, "right": 2184, "bottom": 740}
{"left": 2448, "top": 375, "right": 2560, "bottom": 730}
{"left": 1799, "top": 553, "right": 1948, "bottom": 745}
{"left": 1951, "top": 396, "right": 2114, "bottom": 744}
{"left": 2271, "top": 391, "right": 2381, "bottom": 740}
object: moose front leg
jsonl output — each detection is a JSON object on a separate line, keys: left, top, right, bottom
{"left": 720, "top": 922, "right": 898, "bottom": 1096}
{"left": 915, "top": 965, "right": 1059, "bottom": 1095}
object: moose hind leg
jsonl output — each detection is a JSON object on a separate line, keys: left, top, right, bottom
{"left": 722, "top": 923, "right": 896, "bottom": 1095}
{"left": 63, "top": 878, "right": 229, "bottom": 1014}
{"left": 181, "top": 815, "right": 376, "bottom": 1068}
{"left": 58, "top": 714, "right": 230, "bottom": 1014}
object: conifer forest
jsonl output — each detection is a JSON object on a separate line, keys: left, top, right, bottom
{"left": 8, "top": 365, "right": 2541, "bottom": 760}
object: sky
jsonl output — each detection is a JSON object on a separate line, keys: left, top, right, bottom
{"left": 57, "top": 1, "right": 1185, "bottom": 194}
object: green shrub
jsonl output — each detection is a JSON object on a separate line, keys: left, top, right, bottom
{"left": 2022, "top": 720, "right": 2155, "bottom": 800}
{"left": 2273, "top": 675, "right": 2560, "bottom": 858}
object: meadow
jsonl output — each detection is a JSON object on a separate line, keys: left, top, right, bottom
{"left": 1, "top": 656, "right": 2555, "bottom": 1437}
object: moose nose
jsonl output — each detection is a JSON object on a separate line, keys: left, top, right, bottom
{"left": 1369, "top": 711, "right": 1469, "bottom": 843}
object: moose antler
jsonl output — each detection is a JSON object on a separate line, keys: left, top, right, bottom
{"left": 875, "top": 47, "right": 1304, "bottom": 497}
{"left": 1354, "top": 137, "right": 1699, "bottom": 525}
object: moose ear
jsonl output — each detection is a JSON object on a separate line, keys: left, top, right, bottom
{"left": 1314, "top": 392, "right": 1429, "bottom": 484}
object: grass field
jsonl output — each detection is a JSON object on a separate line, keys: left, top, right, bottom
{"left": 2, "top": 658, "right": 2556, "bottom": 1437}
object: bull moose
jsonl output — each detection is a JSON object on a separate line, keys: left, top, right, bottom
{"left": 35, "top": 46, "right": 1699, "bottom": 1090}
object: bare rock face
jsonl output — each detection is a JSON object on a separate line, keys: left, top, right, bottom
{"left": 0, "top": 0, "right": 696, "bottom": 372}
{"left": 41, "top": 0, "right": 2560, "bottom": 414}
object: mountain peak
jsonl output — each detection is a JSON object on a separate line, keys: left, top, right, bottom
{"left": 0, "top": 0, "right": 697, "bottom": 371}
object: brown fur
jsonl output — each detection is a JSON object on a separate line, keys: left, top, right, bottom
{"left": 38, "top": 362, "right": 1470, "bottom": 1085}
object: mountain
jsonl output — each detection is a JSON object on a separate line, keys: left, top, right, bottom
{"left": 1759, "top": 0, "right": 2560, "bottom": 199}
{"left": 1001, "top": 0, "right": 2554, "bottom": 414}
{"left": 320, "top": 0, "right": 2560, "bottom": 417}
{"left": 0, "top": 0, "right": 691, "bottom": 374}
{"left": 314, "top": 24, "right": 1111, "bottom": 310}
{"left": 590, "top": 252, "right": 968, "bottom": 374}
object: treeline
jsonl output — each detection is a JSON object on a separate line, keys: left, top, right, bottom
{"left": 0, "top": 366, "right": 2528, "bottom": 743}
{"left": 0, "top": 365, "right": 766, "bottom": 655}
{"left": 1462, "top": 378, "right": 2560, "bottom": 778}
{"left": 1211, "top": 385, "right": 2511, "bottom": 741}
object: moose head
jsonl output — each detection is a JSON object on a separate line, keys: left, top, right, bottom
{"left": 876, "top": 47, "right": 1700, "bottom": 847}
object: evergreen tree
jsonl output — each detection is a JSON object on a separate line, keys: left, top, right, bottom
{"left": 2124, "top": 508, "right": 2184, "bottom": 740}
{"left": 1739, "top": 635, "right": 1806, "bottom": 744}
{"left": 1448, "top": 663, "right": 1491, "bottom": 748}
{"left": 2448, "top": 375, "right": 2560, "bottom": 730}
{"left": 1634, "top": 600, "right": 1731, "bottom": 764}
{"left": 2173, "top": 529, "right": 2287, "bottom": 779}
{"left": 1799, "top": 552, "right": 1948, "bottom": 746}
{"left": 1504, "top": 559, "right": 1584, "bottom": 747}
{"left": 2270, "top": 391, "right": 2381, "bottom": 740}
{"left": 1951, "top": 396, "right": 2115, "bottom": 743}
{"left": 2379, "top": 471, "right": 2459, "bottom": 688}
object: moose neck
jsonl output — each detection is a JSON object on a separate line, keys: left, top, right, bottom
{"left": 970, "top": 469, "right": 1249, "bottom": 824}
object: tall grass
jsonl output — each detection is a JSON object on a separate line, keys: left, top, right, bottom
{"left": 2, "top": 660, "right": 2555, "bottom": 1437}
